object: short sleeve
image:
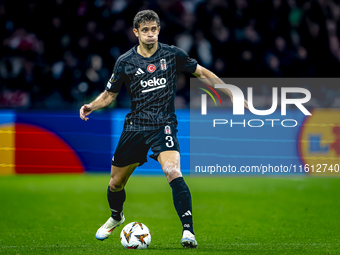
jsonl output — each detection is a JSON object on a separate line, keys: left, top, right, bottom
{"left": 105, "top": 58, "right": 126, "bottom": 93}
{"left": 175, "top": 47, "right": 198, "bottom": 73}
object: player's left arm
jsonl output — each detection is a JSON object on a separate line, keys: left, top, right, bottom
{"left": 193, "top": 64, "right": 249, "bottom": 109}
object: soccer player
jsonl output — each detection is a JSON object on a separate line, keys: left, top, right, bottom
{"left": 80, "top": 10, "right": 246, "bottom": 248}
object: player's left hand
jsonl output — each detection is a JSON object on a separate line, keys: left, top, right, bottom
{"left": 80, "top": 104, "right": 93, "bottom": 121}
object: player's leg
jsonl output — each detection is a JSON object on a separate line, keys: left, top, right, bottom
{"left": 96, "top": 129, "right": 149, "bottom": 241}
{"left": 108, "top": 163, "right": 138, "bottom": 219}
{"left": 158, "top": 151, "right": 197, "bottom": 248}
{"left": 150, "top": 125, "right": 197, "bottom": 247}
{"left": 96, "top": 163, "right": 138, "bottom": 241}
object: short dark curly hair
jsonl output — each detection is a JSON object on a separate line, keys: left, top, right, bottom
{"left": 133, "top": 10, "right": 160, "bottom": 29}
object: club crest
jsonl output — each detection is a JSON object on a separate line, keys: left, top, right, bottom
{"left": 160, "top": 59, "right": 167, "bottom": 71}
{"left": 164, "top": 125, "right": 171, "bottom": 135}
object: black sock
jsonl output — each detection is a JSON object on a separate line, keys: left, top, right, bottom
{"left": 169, "top": 177, "right": 194, "bottom": 235}
{"left": 107, "top": 186, "right": 125, "bottom": 221}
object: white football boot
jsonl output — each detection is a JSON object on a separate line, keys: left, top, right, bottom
{"left": 180, "top": 230, "right": 198, "bottom": 248}
{"left": 95, "top": 214, "right": 125, "bottom": 241}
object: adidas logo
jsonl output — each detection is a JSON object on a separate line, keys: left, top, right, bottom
{"left": 182, "top": 210, "right": 192, "bottom": 217}
{"left": 135, "top": 68, "right": 145, "bottom": 76}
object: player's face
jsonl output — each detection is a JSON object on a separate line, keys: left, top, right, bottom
{"left": 133, "top": 21, "right": 160, "bottom": 49}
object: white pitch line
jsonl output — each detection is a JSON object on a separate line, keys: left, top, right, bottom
{"left": 1, "top": 243, "right": 337, "bottom": 248}
{"left": 0, "top": 245, "right": 91, "bottom": 248}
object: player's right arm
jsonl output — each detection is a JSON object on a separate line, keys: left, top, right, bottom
{"left": 80, "top": 56, "right": 126, "bottom": 121}
{"left": 79, "top": 91, "right": 117, "bottom": 121}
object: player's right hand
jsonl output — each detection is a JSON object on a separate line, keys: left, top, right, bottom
{"left": 80, "top": 104, "right": 92, "bottom": 121}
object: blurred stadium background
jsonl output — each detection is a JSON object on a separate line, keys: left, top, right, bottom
{"left": 1, "top": 0, "right": 340, "bottom": 110}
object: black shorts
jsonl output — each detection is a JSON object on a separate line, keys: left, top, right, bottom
{"left": 112, "top": 125, "right": 180, "bottom": 167}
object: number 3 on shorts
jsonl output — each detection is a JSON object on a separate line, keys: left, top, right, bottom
{"left": 165, "top": 136, "right": 174, "bottom": 148}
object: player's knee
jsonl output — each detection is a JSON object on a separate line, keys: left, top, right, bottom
{"left": 163, "top": 160, "right": 182, "bottom": 180}
{"left": 109, "top": 179, "right": 125, "bottom": 191}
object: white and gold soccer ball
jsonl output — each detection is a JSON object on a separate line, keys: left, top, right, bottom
{"left": 120, "top": 222, "right": 151, "bottom": 249}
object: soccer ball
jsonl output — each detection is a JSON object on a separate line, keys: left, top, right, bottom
{"left": 120, "top": 222, "right": 151, "bottom": 249}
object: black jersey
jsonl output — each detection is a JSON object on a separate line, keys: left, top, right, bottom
{"left": 106, "top": 42, "right": 197, "bottom": 131}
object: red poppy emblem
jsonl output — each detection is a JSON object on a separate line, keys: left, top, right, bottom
{"left": 147, "top": 64, "right": 156, "bottom": 73}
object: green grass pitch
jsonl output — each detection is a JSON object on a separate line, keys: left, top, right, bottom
{"left": 0, "top": 174, "right": 339, "bottom": 254}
